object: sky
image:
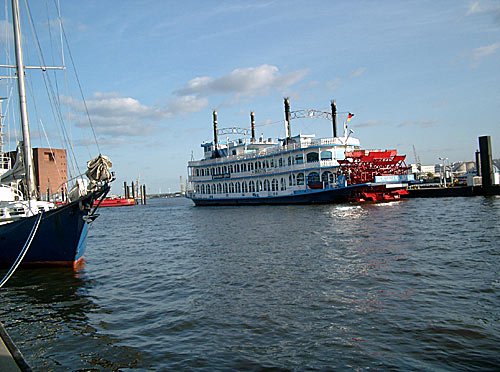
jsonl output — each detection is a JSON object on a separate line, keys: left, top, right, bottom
{"left": 1, "top": 0, "right": 499, "bottom": 194}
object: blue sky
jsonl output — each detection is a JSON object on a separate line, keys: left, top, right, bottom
{"left": 1, "top": 0, "right": 499, "bottom": 194}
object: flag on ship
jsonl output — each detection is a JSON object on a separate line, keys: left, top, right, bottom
{"left": 347, "top": 112, "right": 354, "bottom": 122}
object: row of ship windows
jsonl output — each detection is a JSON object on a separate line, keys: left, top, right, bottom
{"left": 194, "top": 151, "right": 334, "bottom": 177}
{"left": 194, "top": 171, "right": 337, "bottom": 194}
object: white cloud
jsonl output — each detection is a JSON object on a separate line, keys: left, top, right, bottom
{"left": 465, "top": 1, "right": 500, "bottom": 24}
{"left": 61, "top": 93, "right": 169, "bottom": 137}
{"left": 326, "top": 78, "right": 342, "bottom": 90}
{"left": 167, "top": 95, "right": 209, "bottom": 115}
{"left": 355, "top": 120, "right": 384, "bottom": 128}
{"left": 470, "top": 42, "right": 500, "bottom": 66}
{"left": 397, "top": 120, "right": 436, "bottom": 128}
{"left": 61, "top": 65, "right": 306, "bottom": 139}
{"left": 350, "top": 67, "right": 367, "bottom": 78}
{"left": 466, "top": 1, "right": 481, "bottom": 16}
{"left": 175, "top": 64, "right": 308, "bottom": 97}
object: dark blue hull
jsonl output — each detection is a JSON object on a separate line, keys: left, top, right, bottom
{"left": 189, "top": 186, "right": 356, "bottom": 206}
{"left": 0, "top": 186, "right": 109, "bottom": 267}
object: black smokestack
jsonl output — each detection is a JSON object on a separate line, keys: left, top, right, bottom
{"left": 331, "top": 100, "right": 337, "bottom": 138}
{"left": 284, "top": 97, "right": 291, "bottom": 141}
{"left": 251, "top": 111, "right": 256, "bottom": 142}
{"left": 213, "top": 110, "right": 219, "bottom": 158}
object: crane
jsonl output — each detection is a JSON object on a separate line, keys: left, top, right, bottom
{"left": 412, "top": 145, "right": 421, "bottom": 176}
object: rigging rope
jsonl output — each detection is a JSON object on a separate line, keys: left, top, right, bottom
{"left": 59, "top": 21, "right": 101, "bottom": 155}
{"left": 0, "top": 211, "right": 43, "bottom": 288}
{"left": 24, "top": 0, "right": 83, "bottom": 179}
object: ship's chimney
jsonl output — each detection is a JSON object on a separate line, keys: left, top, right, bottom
{"left": 250, "top": 111, "right": 256, "bottom": 142}
{"left": 331, "top": 99, "right": 337, "bottom": 138}
{"left": 213, "top": 110, "right": 218, "bottom": 149}
{"left": 284, "top": 97, "right": 291, "bottom": 142}
{"left": 212, "top": 110, "right": 219, "bottom": 158}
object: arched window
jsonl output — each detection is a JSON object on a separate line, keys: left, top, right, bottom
{"left": 271, "top": 179, "right": 278, "bottom": 191}
{"left": 211, "top": 184, "right": 216, "bottom": 194}
{"left": 295, "top": 154, "right": 304, "bottom": 164}
{"left": 322, "top": 171, "right": 334, "bottom": 184}
{"left": 307, "top": 152, "right": 319, "bottom": 163}
{"left": 242, "top": 181, "right": 248, "bottom": 193}
{"left": 224, "top": 183, "right": 228, "bottom": 193}
{"left": 280, "top": 178, "right": 286, "bottom": 191}
{"left": 321, "top": 151, "right": 333, "bottom": 160}
{"left": 307, "top": 172, "right": 321, "bottom": 188}
{"left": 249, "top": 180, "right": 256, "bottom": 192}
{"left": 229, "top": 183, "right": 235, "bottom": 193}
{"left": 288, "top": 156, "right": 292, "bottom": 166}
{"left": 235, "top": 164, "right": 240, "bottom": 173}
{"left": 217, "top": 184, "right": 222, "bottom": 194}
{"left": 223, "top": 166, "right": 227, "bottom": 174}
{"left": 201, "top": 184, "right": 205, "bottom": 194}
{"left": 235, "top": 182, "right": 241, "bottom": 193}
{"left": 264, "top": 179, "right": 270, "bottom": 191}
{"left": 297, "top": 173, "right": 305, "bottom": 185}
{"left": 229, "top": 165, "right": 233, "bottom": 173}
{"left": 257, "top": 180, "right": 263, "bottom": 192}
{"left": 279, "top": 158, "right": 283, "bottom": 167}
{"left": 196, "top": 184, "right": 200, "bottom": 192}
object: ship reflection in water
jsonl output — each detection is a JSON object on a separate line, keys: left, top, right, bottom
{"left": 0, "top": 266, "right": 141, "bottom": 371}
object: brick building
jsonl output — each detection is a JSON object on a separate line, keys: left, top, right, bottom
{"left": 33, "top": 148, "right": 68, "bottom": 199}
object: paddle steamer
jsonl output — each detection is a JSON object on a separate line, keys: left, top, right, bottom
{"left": 187, "top": 98, "right": 413, "bottom": 206}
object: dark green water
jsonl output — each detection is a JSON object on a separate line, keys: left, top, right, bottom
{"left": 1, "top": 196, "right": 499, "bottom": 371}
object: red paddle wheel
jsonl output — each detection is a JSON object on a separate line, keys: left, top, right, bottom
{"left": 338, "top": 150, "right": 411, "bottom": 202}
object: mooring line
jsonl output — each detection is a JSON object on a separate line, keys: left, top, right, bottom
{"left": 0, "top": 212, "right": 43, "bottom": 288}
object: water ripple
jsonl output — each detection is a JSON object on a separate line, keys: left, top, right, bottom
{"left": 0, "top": 197, "right": 499, "bottom": 370}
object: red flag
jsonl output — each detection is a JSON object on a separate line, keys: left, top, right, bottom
{"left": 347, "top": 112, "right": 354, "bottom": 122}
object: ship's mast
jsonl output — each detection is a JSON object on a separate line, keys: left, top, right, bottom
{"left": 11, "top": 0, "right": 37, "bottom": 199}
{"left": 0, "top": 98, "right": 5, "bottom": 156}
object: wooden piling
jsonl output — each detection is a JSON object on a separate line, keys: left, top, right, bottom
{"left": 142, "top": 184, "right": 147, "bottom": 205}
{"left": 479, "top": 136, "right": 493, "bottom": 188}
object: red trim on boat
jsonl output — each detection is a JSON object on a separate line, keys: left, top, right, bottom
{"left": 94, "top": 197, "right": 136, "bottom": 207}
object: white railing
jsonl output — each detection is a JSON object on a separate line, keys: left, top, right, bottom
{"left": 188, "top": 136, "right": 362, "bottom": 167}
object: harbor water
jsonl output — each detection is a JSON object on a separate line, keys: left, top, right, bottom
{"left": 0, "top": 196, "right": 499, "bottom": 371}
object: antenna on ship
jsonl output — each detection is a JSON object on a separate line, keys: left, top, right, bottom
{"left": 284, "top": 97, "right": 292, "bottom": 144}
{"left": 250, "top": 111, "right": 256, "bottom": 143}
{"left": 331, "top": 100, "right": 338, "bottom": 138}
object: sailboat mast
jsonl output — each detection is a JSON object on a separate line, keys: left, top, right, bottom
{"left": 11, "top": 0, "right": 37, "bottom": 199}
